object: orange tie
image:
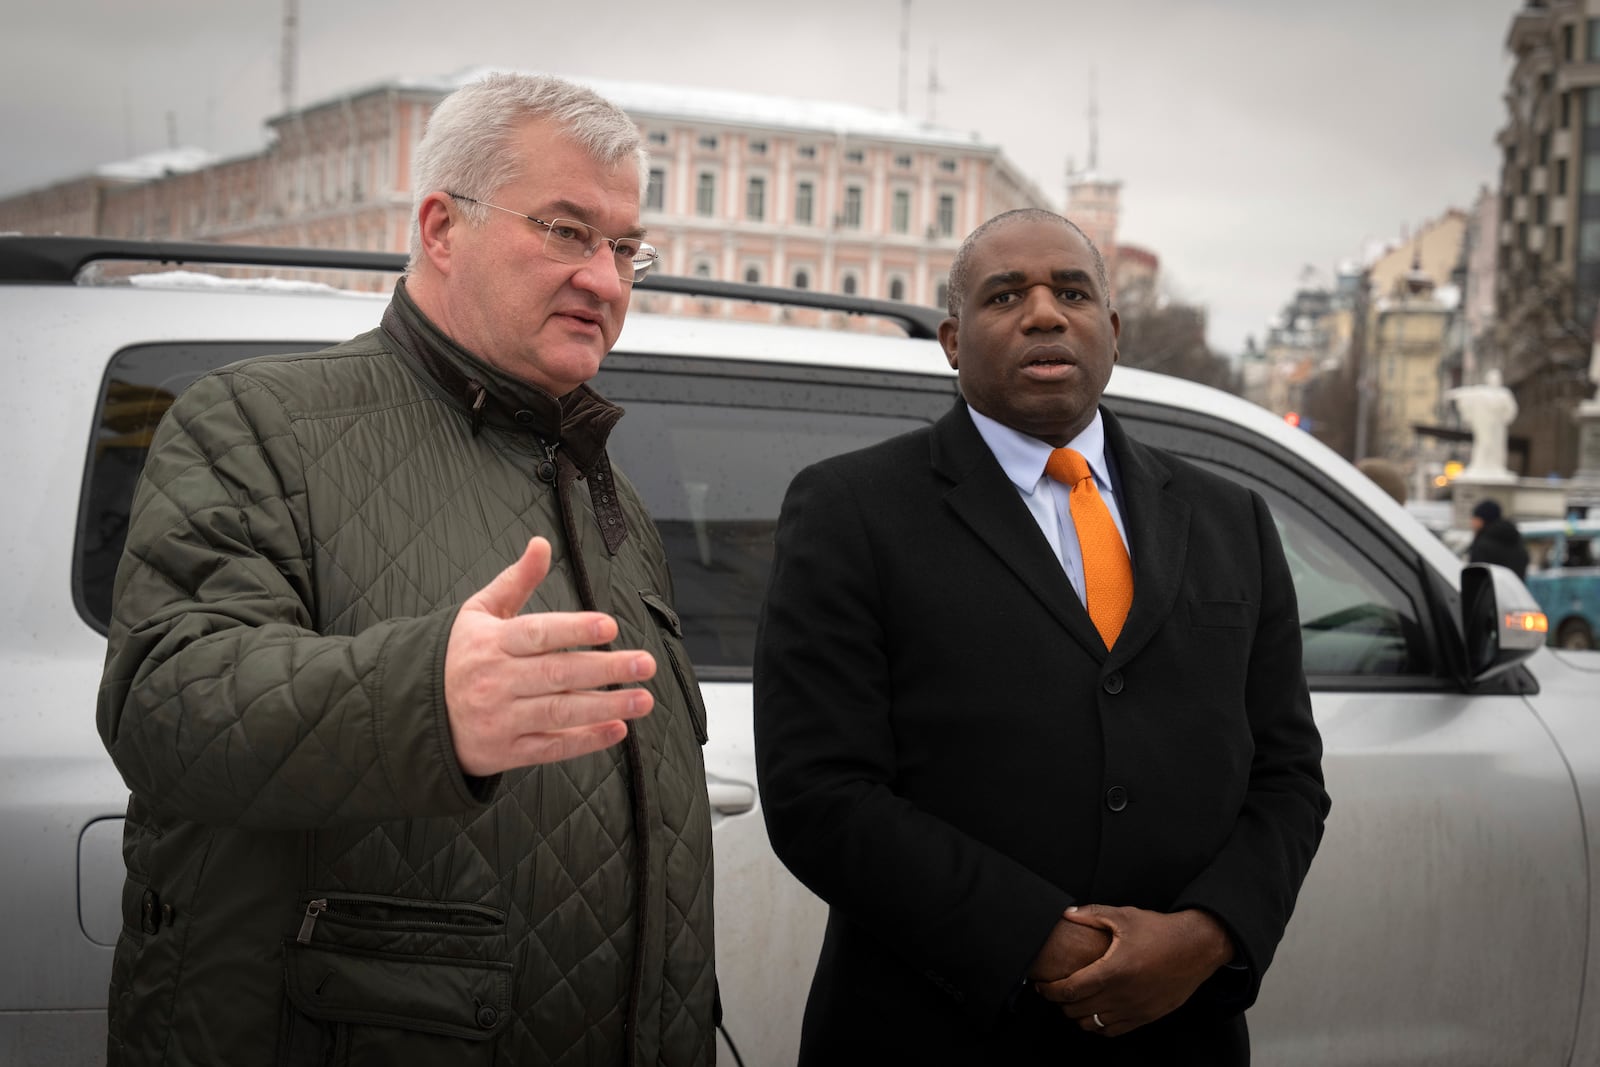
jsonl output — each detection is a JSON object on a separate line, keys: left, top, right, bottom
{"left": 1045, "top": 447, "right": 1133, "bottom": 648}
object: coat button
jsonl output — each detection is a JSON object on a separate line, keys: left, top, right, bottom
{"left": 1102, "top": 672, "right": 1124, "bottom": 695}
{"left": 476, "top": 1004, "right": 499, "bottom": 1029}
{"left": 1105, "top": 786, "right": 1128, "bottom": 812}
{"left": 513, "top": 409, "right": 535, "bottom": 426}
{"left": 537, "top": 461, "right": 557, "bottom": 483}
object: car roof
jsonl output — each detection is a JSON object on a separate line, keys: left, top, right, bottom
{"left": 1, "top": 236, "right": 1464, "bottom": 584}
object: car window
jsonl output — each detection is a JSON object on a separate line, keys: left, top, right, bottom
{"left": 76, "top": 347, "right": 960, "bottom": 666}
{"left": 596, "top": 356, "right": 956, "bottom": 678}
{"left": 1252, "top": 479, "right": 1423, "bottom": 677}
{"left": 1556, "top": 537, "right": 1595, "bottom": 569}
{"left": 78, "top": 347, "right": 1437, "bottom": 685}
{"left": 76, "top": 341, "right": 326, "bottom": 632}
{"left": 1116, "top": 402, "right": 1438, "bottom": 686}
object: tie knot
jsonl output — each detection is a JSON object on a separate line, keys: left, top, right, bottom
{"left": 1045, "top": 447, "right": 1093, "bottom": 487}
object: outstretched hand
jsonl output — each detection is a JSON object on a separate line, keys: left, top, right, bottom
{"left": 444, "top": 537, "right": 655, "bottom": 775}
{"left": 1033, "top": 905, "right": 1235, "bottom": 1038}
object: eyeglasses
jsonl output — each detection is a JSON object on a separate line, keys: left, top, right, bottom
{"left": 447, "top": 193, "right": 659, "bottom": 284}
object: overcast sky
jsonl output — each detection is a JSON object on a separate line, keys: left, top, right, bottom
{"left": 0, "top": 0, "right": 1518, "bottom": 354}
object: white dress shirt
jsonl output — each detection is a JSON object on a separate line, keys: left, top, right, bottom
{"left": 966, "top": 406, "right": 1131, "bottom": 606}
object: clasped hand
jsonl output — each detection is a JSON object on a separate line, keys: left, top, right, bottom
{"left": 1029, "top": 905, "right": 1234, "bottom": 1038}
{"left": 445, "top": 537, "right": 655, "bottom": 775}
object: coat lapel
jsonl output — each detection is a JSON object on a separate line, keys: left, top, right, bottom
{"left": 930, "top": 402, "right": 1192, "bottom": 663}
{"left": 931, "top": 403, "right": 1105, "bottom": 654}
{"left": 1101, "top": 406, "right": 1190, "bottom": 664}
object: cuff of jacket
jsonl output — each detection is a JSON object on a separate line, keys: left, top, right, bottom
{"left": 370, "top": 606, "right": 500, "bottom": 813}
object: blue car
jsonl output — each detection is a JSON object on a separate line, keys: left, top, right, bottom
{"left": 1523, "top": 520, "right": 1600, "bottom": 649}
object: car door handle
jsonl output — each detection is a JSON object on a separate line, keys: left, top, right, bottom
{"left": 707, "top": 775, "right": 756, "bottom": 816}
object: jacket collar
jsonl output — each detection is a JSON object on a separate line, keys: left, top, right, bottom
{"left": 380, "top": 279, "right": 622, "bottom": 475}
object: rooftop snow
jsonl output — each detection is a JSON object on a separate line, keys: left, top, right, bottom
{"left": 95, "top": 146, "right": 218, "bottom": 182}
{"left": 343, "top": 67, "right": 993, "bottom": 149}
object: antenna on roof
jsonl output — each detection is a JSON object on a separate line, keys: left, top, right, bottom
{"left": 898, "top": 0, "right": 911, "bottom": 114}
{"left": 281, "top": 0, "right": 299, "bottom": 115}
{"left": 1088, "top": 68, "right": 1099, "bottom": 173}
{"left": 928, "top": 47, "right": 943, "bottom": 123}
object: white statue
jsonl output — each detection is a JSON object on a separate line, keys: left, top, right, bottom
{"left": 1448, "top": 369, "right": 1518, "bottom": 478}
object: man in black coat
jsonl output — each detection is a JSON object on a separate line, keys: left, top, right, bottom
{"left": 1467, "top": 498, "right": 1529, "bottom": 578}
{"left": 753, "top": 209, "right": 1329, "bottom": 1065}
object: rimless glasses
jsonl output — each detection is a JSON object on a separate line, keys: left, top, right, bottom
{"left": 447, "top": 193, "right": 659, "bottom": 284}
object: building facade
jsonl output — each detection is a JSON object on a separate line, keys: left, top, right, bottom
{"left": 1371, "top": 267, "right": 1452, "bottom": 465}
{"left": 1493, "top": 0, "right": 1600, "bottom": 475}
{"left": 0, "top": 71, "right": 1052, "bottom": 323}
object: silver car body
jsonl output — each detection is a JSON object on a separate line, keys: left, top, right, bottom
{"left": 3, "top": 261, "right": 1598, "bottom": 1066}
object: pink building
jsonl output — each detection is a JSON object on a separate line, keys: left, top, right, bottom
{"left": 0, "top": 71, "right": 1053, "bottom": 319}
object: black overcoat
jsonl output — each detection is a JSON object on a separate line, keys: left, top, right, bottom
{"left": 754, "top": 400, "right": 1329, "bottom": 1065}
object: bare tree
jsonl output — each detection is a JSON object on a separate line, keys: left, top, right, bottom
{"left": 1117, "top": 302, "right": 1239, "bottom": 394}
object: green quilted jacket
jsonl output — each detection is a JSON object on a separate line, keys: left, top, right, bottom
{"left": 96, "top": 283, "right": 716, "bottom": 1066}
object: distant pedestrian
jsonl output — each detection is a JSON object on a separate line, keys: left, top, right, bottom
{"left": 1467, "top": 498, "right": 1529, "bottom": 578}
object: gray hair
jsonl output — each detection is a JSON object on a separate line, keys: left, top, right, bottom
{"left": 945, "top": 208, "right": 1109, "bottom": 317}
{"left": 407, "top": 72, "right": 649, "bottom": 266}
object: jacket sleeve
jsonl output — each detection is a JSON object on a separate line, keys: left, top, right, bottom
{"left": 1170, "top": 488, "right": 1330, "bottom": 1010}
{"left": 754, "top": 460, "right": 1072, "bottom": 1027}
{"left": 97, "top": 369, "right": 495, "bottom": 829}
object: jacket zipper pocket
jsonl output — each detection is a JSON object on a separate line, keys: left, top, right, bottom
{"left": 295, "top": 893, "right": 505, "bottom": 947}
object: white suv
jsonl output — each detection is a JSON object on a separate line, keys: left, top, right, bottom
{"left": 4, "top": 236, "right": 1599, "bottom": 1067}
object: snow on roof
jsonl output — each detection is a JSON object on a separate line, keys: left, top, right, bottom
{"left": 123, "top": 270, "right": 389, "bottom": 298}
{"left": 95, "top": 146, "right": 218, "bottom": 183}
{"left": 356, "top": 67, "right": 991, "bottom": 150}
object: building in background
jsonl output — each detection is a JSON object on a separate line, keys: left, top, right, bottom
{"left": 1362, "top": 213, "right": 1469, "bottom": 469}
{"left": 1253, "top": 209, "right": 1474, "bottom": 488}
{"left": 1064, "top": 167, "right": 1122, "bottom": 284}
{"left": 1370, "top": 257, "right": 1453, "bottom": 465}
{"left": 1262, "top": 280, "right": 1339, "bottom": 430}
{"left": 1491, "top": 1, "right": 1600, "bottom": 476}
{"left": 0, "top": 71, "right": 1051, "bottom": 327}
{"left": 1462, "top": 185, "right": 1501, "bottom": 381}
{"left": 1366, "top": 211, "right": 1467, "bottom": 307}
{"left": 594, "top": 76, "right": 1050, "bottom": 325}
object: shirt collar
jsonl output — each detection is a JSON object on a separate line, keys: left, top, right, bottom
{"left": 967, "top": 404, "right": 1111, "bottom": 494}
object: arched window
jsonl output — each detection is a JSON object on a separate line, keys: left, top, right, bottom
{"left": 794, "top": 269, "right": 810, "bottom": 290}
{"left": 841, "top": 274, "right": 858, "bottom": 296}
{"left": 744, "top": 266, "right": 761, "bottom": 284}
{"left": 889, "top": 277, "right": 906, "bottom": 302}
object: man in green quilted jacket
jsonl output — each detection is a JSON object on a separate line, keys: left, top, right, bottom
{"left": 96, "top": 72, "right": 716, "bottom": 1066}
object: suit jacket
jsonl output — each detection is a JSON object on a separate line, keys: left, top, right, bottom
{"left": 753, "top": 401, "right": 1329, "bottom": 1065}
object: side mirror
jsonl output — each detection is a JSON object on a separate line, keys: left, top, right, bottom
{"left": 1460, "top": 563, "right": 1548, "bottom": 682}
